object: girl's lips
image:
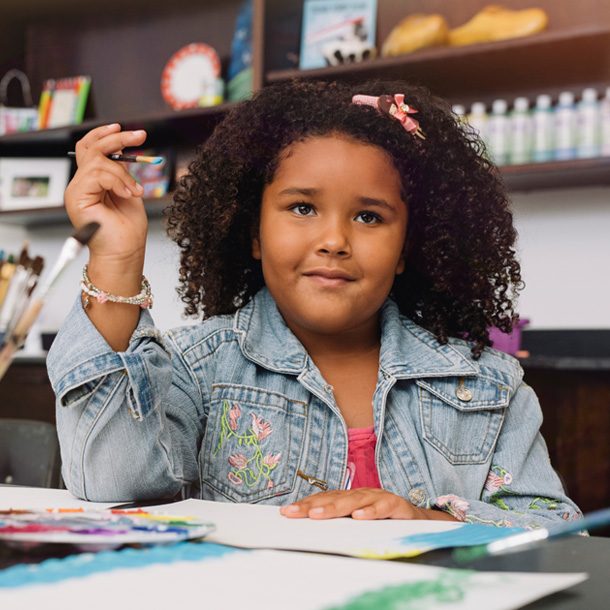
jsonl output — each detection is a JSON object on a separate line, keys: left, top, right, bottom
{"left": 302, "top": 270, "right": 356, "bottom": 288}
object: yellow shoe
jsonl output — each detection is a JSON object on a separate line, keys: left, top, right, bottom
{"left": 381, "top": 14, "right": 449, "bottom": 57}
{"left": 448, "top": 5, "right": 548, "bottom": 47}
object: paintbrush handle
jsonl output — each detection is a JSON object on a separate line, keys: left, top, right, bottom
{"left": 12, "top": 298, "right": 44, "bottom": 342}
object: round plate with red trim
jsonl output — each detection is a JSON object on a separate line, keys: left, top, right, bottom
{"left": 161, "top": 43, "right": 221, "bottom": 110}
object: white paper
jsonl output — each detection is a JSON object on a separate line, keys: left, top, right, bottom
{"left": 0, "top": 548, "right": 587, "bottom": 610}
{"left": 156, "top": 498, "right": 464, "bottom": 557}
{"left": 0, "top": 485, "right": 117, "bottom": 511}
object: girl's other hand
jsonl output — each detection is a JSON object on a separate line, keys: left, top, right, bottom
{"left": 64, "top": 123, "right": 149, "bottom": 264}
{"left": 279, "top": 489, "right": 459, "bottom": 521}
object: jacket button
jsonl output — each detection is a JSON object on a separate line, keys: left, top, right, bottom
{"left": 323, "top": 384, "right": 334, "bottom": 394}
{"left": 408, "top": 488, "right": 427, "bottom": 505}
{"left": 455, "top": 378, "right": 473, "bottom": 402}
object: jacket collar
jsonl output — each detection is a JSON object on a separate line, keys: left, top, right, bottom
{"left": 233, "top": 288, "right": 478, "bottom": 378}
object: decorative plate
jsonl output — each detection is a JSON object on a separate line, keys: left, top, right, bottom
{"left": 161, "top": 43, "right": 221, "bottom": 110}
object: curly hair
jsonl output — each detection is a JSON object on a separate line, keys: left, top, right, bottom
{"left": 166, "top": 79, "right": 523, "bottom": 359}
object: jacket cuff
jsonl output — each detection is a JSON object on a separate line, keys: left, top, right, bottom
{"left": 49, "top": 296, "right": 170, "bottom": 419}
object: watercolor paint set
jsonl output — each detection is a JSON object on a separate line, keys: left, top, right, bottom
{"left": 0, "top": 508, "right": 214, "bottom": 550}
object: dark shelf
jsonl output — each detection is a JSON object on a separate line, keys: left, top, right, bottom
{"left": 266, "top": 26, "right": 610, "bottom": 101}
{"left": 499, "top": 157, "right": 610, "bottom": 191}
{"left": 0, "top": 197, "right": 170, "bottom": 227}
{"left": 0, "top": 103, "right": 235, "bottom": 154}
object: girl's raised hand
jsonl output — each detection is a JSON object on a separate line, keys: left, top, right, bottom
{"left": 64, "top": 123, "right": 149, "bottom": 263}
{"left": 279, "top": 489, "right": 459, "bottom": 521}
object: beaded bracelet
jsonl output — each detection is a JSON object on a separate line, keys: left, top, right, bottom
{"left": 81, "top": 264, "right": 153, "bottom": 309}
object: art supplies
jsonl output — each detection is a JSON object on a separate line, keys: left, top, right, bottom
{"left": 0, "top": 508, "right": 214, "bottom": 551}
{"left": 453, "top": 506, "right": 610, "bottom": 563}
{"left": 67, "top": 151, "right": 164, "bottom": 165}
{"left": 0, "top": 222, "right": 99, "bottom": 380}
{"left": 0, "top": 544, "right": 587, "bottom": 610}
{"left": 38, "top": 76, "right": 91, "bottom": 129}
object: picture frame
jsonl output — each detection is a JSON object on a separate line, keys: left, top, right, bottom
{"left": 300, "top": 0, "right": 377, "bottom": 70}
{"left": 0, "top": 158, "right": 70, "bottom": 211}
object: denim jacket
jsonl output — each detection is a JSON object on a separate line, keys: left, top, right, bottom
{"left": 48, "top": 287, "right": 581, "bottom": 529}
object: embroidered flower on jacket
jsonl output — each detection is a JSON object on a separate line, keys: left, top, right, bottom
{"left": 263, "top": 453, "right": 282, "bottom": 468}
{"left": 228, "top": 403, "right": 241, "bottom": 431}
{"left": 435, "top": 494, "right": 470, "bottom": 521}
{"left": 485, "top": 465, "right": 514, "bottom": 494}
{"left": 228, "top": 453, "right": 249, "bottom": 470}
{"left": 227, "top": 472, "right": 243, "bottom": 486}
{"left": 251, "top": 413, "right": 272, "bottom": 441}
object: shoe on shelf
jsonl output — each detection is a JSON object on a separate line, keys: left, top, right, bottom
{"left": 381, "top": 14, "right": 449, "bottom": 57}
{"left": 448, "top": 5, "right": 549, "bottom": 47}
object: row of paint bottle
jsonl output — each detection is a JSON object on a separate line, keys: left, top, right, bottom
{"left": 453, "top": 87, "right": 610, "bottom": 165}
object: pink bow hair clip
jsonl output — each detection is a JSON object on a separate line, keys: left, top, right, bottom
{"left": 352, "top": 93, "right": 426, "bottom": 140}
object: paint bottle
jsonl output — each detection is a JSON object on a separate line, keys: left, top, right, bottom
{"left": 600, "top": 87, "right": 610, "bottom": 157}
{"left": 554, "top": 91, "right": 577, "bottom": 160}
{"left": 488, "top": 99, "right": 509, "bottom": 166}
{"left": 467, "top": 102, "right": 488, "bottom": 145}
{"left": 576, "top": 88, "right": 600, "bottom": 158}
{"left": 532, "top": 94, "right": 554, "bottom": 162}
{"left": 509, "top": 97, "right": 532, "bottom": 165}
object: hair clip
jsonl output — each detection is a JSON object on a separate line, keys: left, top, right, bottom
{"left": 352, "top": 93, "right": 426, "bottom": 139}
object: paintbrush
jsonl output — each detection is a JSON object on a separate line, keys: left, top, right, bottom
{"left": 453, "top": 506, "right": 610, "bottom": 564}
{"left": 0, "top": 222, "right": 100, "bottom": 380}
{"left": 67, "top": 151, "right": 164, "bottom": 164}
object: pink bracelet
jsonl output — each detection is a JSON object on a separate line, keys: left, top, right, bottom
{"left": 81, "top": 264, "right": 153, "bottom": 309}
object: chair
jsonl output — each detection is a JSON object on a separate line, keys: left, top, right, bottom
{"left": 0, "top": 419, "right": 61, "bottom": 487}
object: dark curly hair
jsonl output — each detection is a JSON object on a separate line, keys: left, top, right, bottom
{"left": 166, "top": 79, "right": 523, "bottom": 359}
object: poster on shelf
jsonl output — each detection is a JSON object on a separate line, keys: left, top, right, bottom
{"left": 299, "top": 0, "right": 377, "bottom": 70}
{"left": 0, "top": 158, "right": 70, "bottom": 210}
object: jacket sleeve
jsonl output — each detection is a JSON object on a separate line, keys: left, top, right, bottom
{"left": 431, "top": 382, "right": 584, "bottom": 530}
{"left": 47, "top": 297, "right": 204, "bottom": 502}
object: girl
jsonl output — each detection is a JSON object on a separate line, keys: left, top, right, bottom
{"left": 49, "top": 79, "right": 581, "bottom": 528}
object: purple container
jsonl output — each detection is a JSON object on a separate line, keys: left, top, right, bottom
{"left": 489, "top": 319, "right": 530, "bottom": 355}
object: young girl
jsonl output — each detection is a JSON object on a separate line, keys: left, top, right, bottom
{"left": 49, "top": 79, "right": 581, "bottom": 529}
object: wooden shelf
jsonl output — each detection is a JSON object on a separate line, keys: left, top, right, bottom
{"left": 500, "top": 157, "right": 610, "bottom": 192}
{"left": 0, "top": 197, "right": 170, "bottom": 227}
{"left": 0, "top": 103, "right": 235, "bottom": 154}
{"left": 266, "top": 26, "right": 610, "bottom": 101}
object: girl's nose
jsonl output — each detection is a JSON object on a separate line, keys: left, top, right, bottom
{"left": 316, "top": 220, "right": 351, "bottom": 257}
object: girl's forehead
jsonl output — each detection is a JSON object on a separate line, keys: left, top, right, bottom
{"left": 274, "top": 134, "right": 400, "bottom": 178}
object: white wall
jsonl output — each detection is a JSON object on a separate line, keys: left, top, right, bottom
{"left": 1, "top": 185, "right": 609, "bottom": 353}
{"left": 511, "top": 187, "right": 610, "bottom": 329}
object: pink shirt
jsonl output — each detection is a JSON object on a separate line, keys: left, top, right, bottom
{"left": 347, "top": 426, "right": 382, "bottom": 489}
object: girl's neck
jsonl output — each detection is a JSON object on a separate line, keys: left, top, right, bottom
{"left": 286, "top": 315, "right": 381, "bottom": 362}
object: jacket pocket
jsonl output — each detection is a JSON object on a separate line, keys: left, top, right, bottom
{"left": 200, "top": 383, "right": 307, "bottom": 503}
{"left": 417, "top": 377, "right": 509, "bottom": 465}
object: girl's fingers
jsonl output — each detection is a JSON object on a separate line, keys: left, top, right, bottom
{"left": 74, "top": 126, "right": 147, "bottom": 164}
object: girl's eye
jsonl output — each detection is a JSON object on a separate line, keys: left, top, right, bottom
{"left": 356, "top": 211, "right": 382, "bottom": 224}
{"left": 291, "top": 203, "right": 315, "bottom": 216}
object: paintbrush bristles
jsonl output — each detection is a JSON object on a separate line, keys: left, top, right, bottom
{"left": 72, "top": 222, "right": 101, "bottom": 246}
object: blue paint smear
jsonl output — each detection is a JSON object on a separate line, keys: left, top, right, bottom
{"left": 0, "top": 542, "right": 244, "bottom": 589}
{"left": 397, "top": 523, "right": 525, "bottom": 551}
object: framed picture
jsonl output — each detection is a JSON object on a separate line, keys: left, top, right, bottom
{"left": 300, "top": 0, "right": 377, "bottom": 70}
{"left": 0, "top": 158, "right": 70, "bottom": 211}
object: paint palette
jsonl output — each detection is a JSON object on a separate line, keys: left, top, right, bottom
{"left": 0, "top": 508, "right": 215, "bottom": 551}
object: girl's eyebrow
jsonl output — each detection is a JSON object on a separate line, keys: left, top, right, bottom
{"left": 277, "top": 187, "right": 318, "bottom": 197}
{"left": 278, "top": 188, "right": 396, "bottom": 211}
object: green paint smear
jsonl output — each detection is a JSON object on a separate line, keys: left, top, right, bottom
{"left": 328, "top": 571, "right": 474, "bottom": 610}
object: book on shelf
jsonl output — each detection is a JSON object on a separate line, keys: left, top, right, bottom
{"left": 38, "top": 76, "right": 91, "bottom": 129}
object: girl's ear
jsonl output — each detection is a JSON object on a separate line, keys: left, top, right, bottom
{"left": 251, "top": 235, "right": 262, "bottom": 260}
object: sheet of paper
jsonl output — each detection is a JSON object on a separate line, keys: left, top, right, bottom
{"left": 0, "top": 543, "right": 587, "bottom": 610}
{"left": 155, "top": 499, "right": 522, "bottom": 558}
{"left": 0, "top": 485, "right": 117, "bottom": 511}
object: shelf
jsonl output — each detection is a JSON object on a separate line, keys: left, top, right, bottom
{"left": 266, "top": 26, "right": 610, "bottom": 101}
{"left": 0, "top": 197, "right": 170, "bottom": 227}
{"left": 499, "top": 157, "right": 610, "bottom": 191}
{"left": 0, "top": 103, "right": 235, "bottom": 154}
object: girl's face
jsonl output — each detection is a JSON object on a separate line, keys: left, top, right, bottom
{"left": 253, "top": 134, "right": 408, "bottom": 340}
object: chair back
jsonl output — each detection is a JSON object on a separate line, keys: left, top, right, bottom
{"left": 0, "top": 418, "right": 61, "bottom": 487}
